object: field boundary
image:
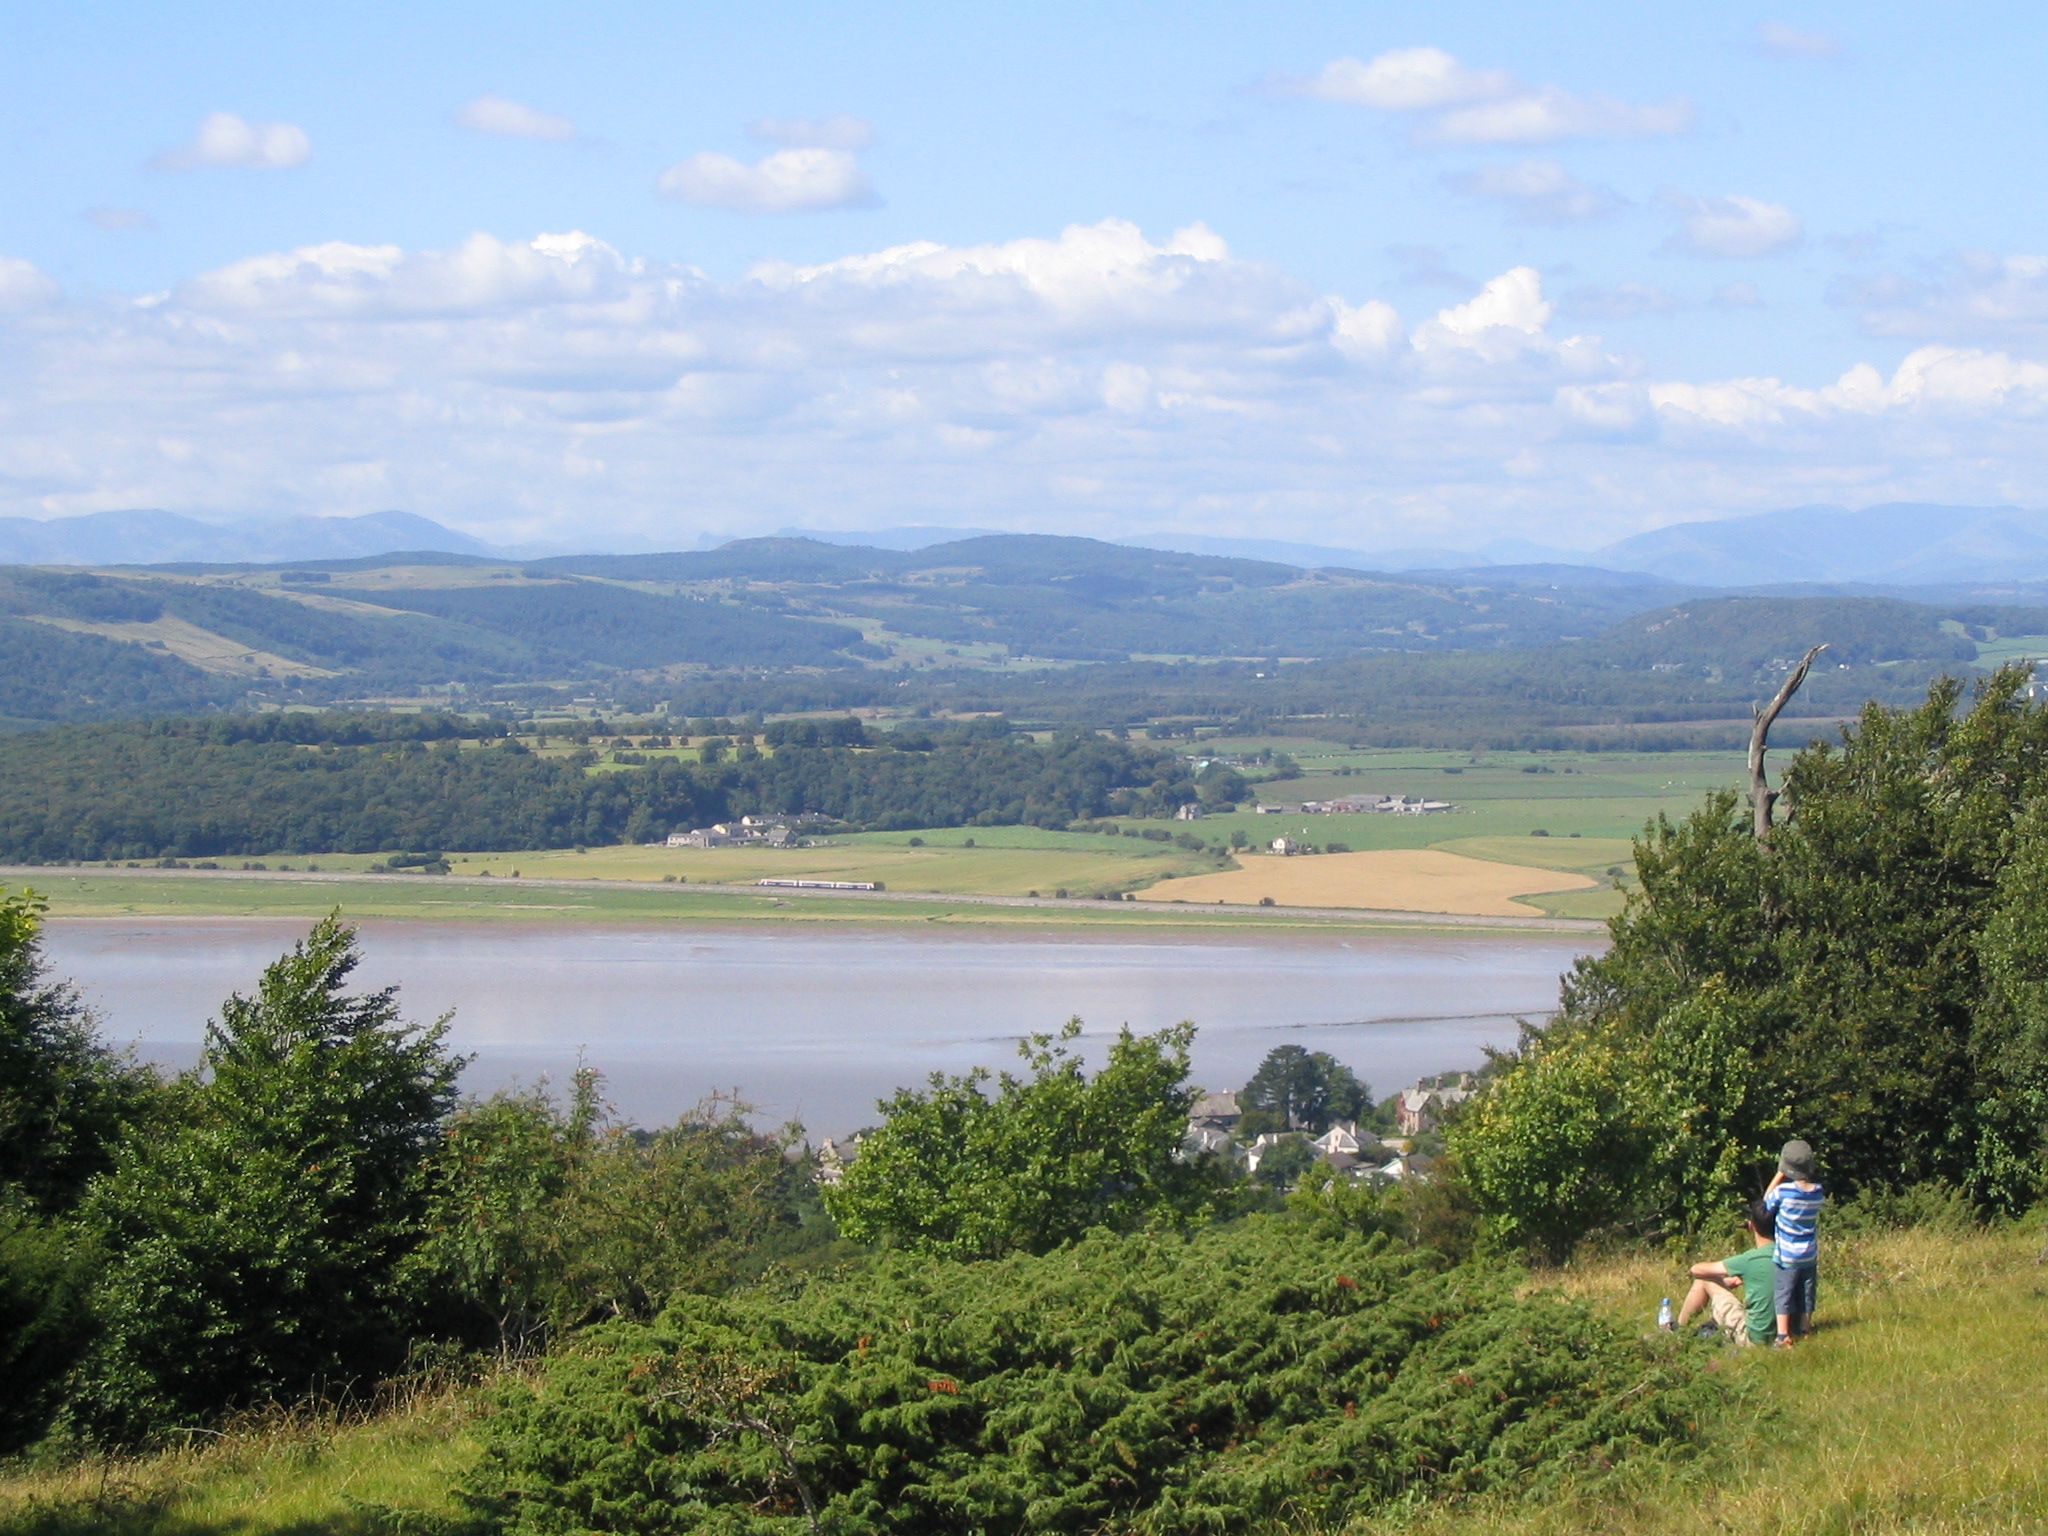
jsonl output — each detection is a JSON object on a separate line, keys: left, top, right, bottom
{"left": 0, "top": 864, "right": 1608, "bottom": 933}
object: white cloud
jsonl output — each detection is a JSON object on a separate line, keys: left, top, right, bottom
{"left": 1713, "top": 281, "right": 1764, "bottom": 309}
{"left": 152, "top": 111, "right": 310, "bottom": 170}
{"left": 1287, "top": 47, "right": 1693, "bottom": 144}
{"left": 1432, "top": 267, "right": 1552, "bottom": 335}
{"left": 746, "top": 113, "right": 875, "bottom": 150}
{"left": 1447, "top": 159, "right": 1622, "bottom": 224}
{"left": 1841, "top": 252, "right": 2048, "bottom": 351}
{"left": 10, "top": 223, "right": 2048, "bottom": 549}
{"left": 84, "top": 207, "right": 156, "bottom": 232}
{"left": 658, "top": 147, "right": 875, "bottom": 213}
{"left": 1429, "top": 88, "right": 1694, "bottom": 145}
{"left": 1660, "top": 192, "right": 1803, "bottom": 257}
{"left": 0, "top": 256, "right": 59, "bottom": 310}
{"left": 1755, "top": 23, "right": 1843, "bottom": 59}
{"left": 458, "top": 94, "right": 577, "bottom": 141}
{"left": 1286, "top": 48, "right": 1514, "bottom": 110}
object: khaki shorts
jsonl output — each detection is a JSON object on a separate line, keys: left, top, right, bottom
{"left": 1707, "top": 1283, "right": 1755, "bottom": 1345}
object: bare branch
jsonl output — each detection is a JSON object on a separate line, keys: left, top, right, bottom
{"left": 1749, "top": 644, "right": 1827, "bottom": 841}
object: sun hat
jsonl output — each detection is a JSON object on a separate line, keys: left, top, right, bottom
{"left": 1778, "top": 1139, "right": 1817, "bottom": 1181}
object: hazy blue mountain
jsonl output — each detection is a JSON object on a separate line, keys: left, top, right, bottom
{"left": 765, "top": 524, "right": 1008, "bottom": 550}
{"left": 1594, "top": 503, "right": 2048, "bottom": 585}
{"left": 0, "top": 509, "right": 500, "bottom": 565}
{"left": 760, "top": 526, "right": 1595, "bottom": 572}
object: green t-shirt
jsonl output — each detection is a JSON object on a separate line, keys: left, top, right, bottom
{"left": 1721, "top": 1243, "right": 1778, "bottom": 1344}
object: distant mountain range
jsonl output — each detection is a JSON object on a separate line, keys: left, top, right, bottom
{"left": 1590, "top": 503, "right": 2048, "bottom": 586}
{"left": 7, "top": 500, "right": 2048, "bottom": 588}
{"left": 0, "top": 510, "right": 502, "bottom": 566}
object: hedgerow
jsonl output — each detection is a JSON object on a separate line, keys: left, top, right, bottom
{"left": 463, "top": 1220, "right": 1723, "bottom": 1534}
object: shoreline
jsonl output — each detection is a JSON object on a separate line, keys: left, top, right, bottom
{"left": 2, "top": 864, "right": 1607, "bottom": 936}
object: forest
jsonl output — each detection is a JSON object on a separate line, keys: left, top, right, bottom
{"left": 0, "top": 717, "right": 1192, "bottom": 862}
{"left": 9, "top": 538, "right": 2039, "bottom": 735}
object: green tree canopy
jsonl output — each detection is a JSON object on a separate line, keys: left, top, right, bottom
{"left": 822, "top": 1020, "right": 1226, "bottom": 1259}
{"left": 0, "top": 888, "right": 157, "bottom": 1215}
{"left": 70, "top": 915, "right": 464, "bottom": 1441}
{"left": 1455, "top": 665, "right": 2048, "bottom": 1257}
{"left": 1240, "top": 1045, "right": 1371, "bottom": 1136}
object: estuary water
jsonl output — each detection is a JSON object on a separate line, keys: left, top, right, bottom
{"left": 42, "top": 920, "right": 1596, "bottom": 1137}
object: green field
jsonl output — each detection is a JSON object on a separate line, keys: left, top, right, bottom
{"left": 15, "top": 742, "right": 1749, "bottom": 925}
{"left": 10, "top": 869, "right": 1586, "bottom": 935}
{"left": 1972, "top": 633, "right": 2048, "bottom": 670}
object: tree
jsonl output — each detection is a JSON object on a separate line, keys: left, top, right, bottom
{"left": 408, "top": 1079, "right": 804, "bottom": 1356}
{"left": 0, "top": 887, "right": 157, "bottom": 1215}
{"left": 1240, "top": 1046, "right": 1370, "bottom": 1136}
{"left": 70, "top": 915, "right": 464, "bottom": 1441}
{"left": 406, "top": 1075, "right": 596, "bottom": 1361}
{"left": 1456, "top": 666, "right": 2048, "bottom": 1257}
{"left": 823, "top": 1021, "right": 1227, "bottom": 1258}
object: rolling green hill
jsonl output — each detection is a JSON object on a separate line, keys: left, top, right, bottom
{"left": 0, "top": 541, "right": 2040, "bottom": 730}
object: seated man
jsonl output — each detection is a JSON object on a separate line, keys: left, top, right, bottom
{"left": 1674, "top": 1201, "right": 1778, "bottom": 1346}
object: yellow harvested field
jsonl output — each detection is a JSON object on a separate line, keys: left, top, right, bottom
{"left": 1135, "top": 847, "right": 1598, "bottom": 916}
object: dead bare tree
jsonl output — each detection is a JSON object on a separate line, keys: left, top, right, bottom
{"left": 1749, "top": 644, "right": 1827, "bottom": 841}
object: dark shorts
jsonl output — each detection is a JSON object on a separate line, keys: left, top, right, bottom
{"left": 1773, "top": 1263, "right": 1818, "bottom": 1321}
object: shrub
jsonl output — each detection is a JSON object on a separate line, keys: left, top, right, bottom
{"left": 464, "top": 1222, "right": 1724, "bottom": 1535}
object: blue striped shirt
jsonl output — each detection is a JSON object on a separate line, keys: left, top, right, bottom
{"left": 1766, "top": 1181, "right": 1825, "bottom": 1266}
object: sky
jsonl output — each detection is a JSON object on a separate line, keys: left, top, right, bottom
{"left": 4, "top": 0, "right": 2047, "bottom": 555}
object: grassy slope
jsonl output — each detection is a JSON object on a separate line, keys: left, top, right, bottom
{"left": 5, "top": 1224, "right": 2041, "bottom": 1536}
{"left": 1368, "top": 1221, "right": 2048, "bottom": 1536}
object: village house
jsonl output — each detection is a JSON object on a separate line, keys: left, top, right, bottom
{"left": 1270, "top": 836, "right": 1299, "bottom": 856}
{"left": 1311, "top": 1121, "right": 1365, "bottom": 1157}
{"left": 1174, "top": 802, "right": 1205, "bottom": 821}
{"left": 667, "top": 818, "right": 803, "bottom": 849}
{"left": 1188, "top": 1090, "right": 1241, "bottom": 1132}
{"left": 1394, "top": 1075, "right": 1476, "bottom": 1136}
{"left": 1297, "top": 794, "right": 1455, "bottom": 816}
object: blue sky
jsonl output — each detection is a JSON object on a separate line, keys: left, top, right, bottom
{"left": 4, "top": 1, "right": 2045, "bottom": 553}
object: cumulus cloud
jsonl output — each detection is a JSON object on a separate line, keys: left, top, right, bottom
{"left": 1432, "top": 266, "right": 1552, "bottom": 335}
{"left": 0, "top": 256, "right": 59, "bottom": 310}
{"left": 1288, "top": 48, "right": 1513, "bottom": 111}
{"left": 659, "top": 146, "right": 875, "bottom": 213}
{"left": 1754, "top": 23, "right": 1843, "bottom": 59}
{"left": 1660, "top": 192, "right": 1803, "bottom": 257}
{"left": 458, "top": 94, "right": 578, "bottom": 141}
{"left": 1447, "top": 159, "right": 1622, "bottom": 223}
{"left": 7, "top": 222, "right": 2048, "bottom": 549}
{"left": 1284, "top": 46, "right": 1693, "bottom": 144}
{"left": 84, "top": 207, "right": 156, "bottom": 232}
{"left": 152, "top": 111, "right": 310, "bottom": 170}
{"left": 746, "top": 113, "right": 875, "bottom": 150}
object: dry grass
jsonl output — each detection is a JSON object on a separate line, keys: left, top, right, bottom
{"left": 1135, "top": 848, "right": 1598, "bottom": 915}
{"left": 0, "top": 1389, "right": 483, "bottom": 1536}
{"left": 1351, "top": 1221, "right": 2048, "bottom": 1536}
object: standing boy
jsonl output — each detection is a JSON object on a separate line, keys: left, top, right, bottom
{"left": 1764, "top": 1139, "right": 1825, "bottom": 1345}
{"left": 1675, "top": 1200, "right": 1778, "bottom": 1346}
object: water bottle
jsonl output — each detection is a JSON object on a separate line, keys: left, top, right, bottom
{"left": 1657, "top": 1297, "right": 1674, "bottom": 1331}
